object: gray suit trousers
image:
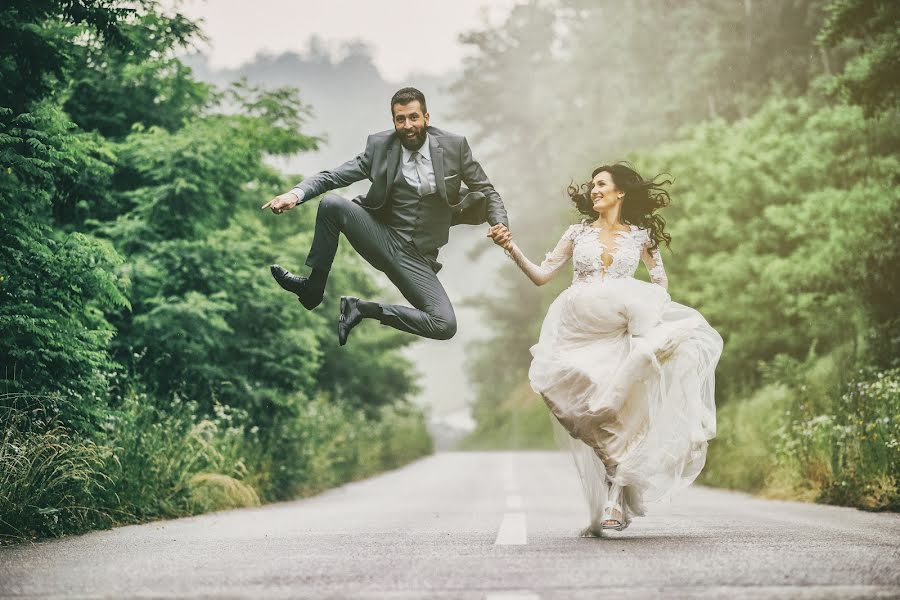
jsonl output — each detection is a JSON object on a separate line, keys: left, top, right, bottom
{"left": 304, "top": 194, "right": 457, "bottom": 341}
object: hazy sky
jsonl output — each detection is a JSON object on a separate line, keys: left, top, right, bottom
{"left": 167, "top": 0, "right": 519, "bottom": 80}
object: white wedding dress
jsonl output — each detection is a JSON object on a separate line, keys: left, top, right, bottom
{"left": 506, "top": 221, "right": 723, "bottom": 534}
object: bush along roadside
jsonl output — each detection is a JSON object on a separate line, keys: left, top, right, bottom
{"left": 700, "top": 350, "right": 899, "bottom": 511}
{"left": 1, "top": 389, "right": 432, "bottom": 545}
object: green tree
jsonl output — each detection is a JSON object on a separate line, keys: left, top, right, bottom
{"left": 2, "top": 0, "right": 430, "bottom": 544}
{"left": 0, "top": 0, "right": 135, "bottom": 429}
{"left": 818, "top": 0, "right": 900, "bottom": 116}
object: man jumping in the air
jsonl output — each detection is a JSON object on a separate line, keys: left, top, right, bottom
{"left": 262, "top": 87, "right": 509, "bottom": 346}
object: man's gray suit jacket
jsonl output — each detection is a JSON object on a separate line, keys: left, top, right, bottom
{"left": 294, "top": 126, "right": 508, "bottom": 253}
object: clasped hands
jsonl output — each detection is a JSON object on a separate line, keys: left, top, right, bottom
{"left": 487, "top": 223, "right": 513, "bottom": 251}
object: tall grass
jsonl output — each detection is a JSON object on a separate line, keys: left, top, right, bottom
{"left": 0, "top": 400, "right": 114, "bottom": 542}
{"left": 0, "top": 390, "right": 432, "bottom": 545}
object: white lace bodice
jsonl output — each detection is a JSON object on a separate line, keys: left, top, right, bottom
{"left": 506, "top": 221, "right": 668, "bottom": 289}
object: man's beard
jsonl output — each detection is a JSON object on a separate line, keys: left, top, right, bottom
{"left": 399, "top": 127, "right": 427, "bottom": 150}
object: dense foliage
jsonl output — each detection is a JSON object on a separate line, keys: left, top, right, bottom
{"left": 1, "top": 0, "right": 429, "bottom": 544}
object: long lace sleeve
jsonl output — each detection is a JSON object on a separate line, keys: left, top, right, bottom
{"left": 505, "top": 225, "right": 579, "bottom": 286}
{"left": 641, "top": 237, "right": 669, "bottom": 290}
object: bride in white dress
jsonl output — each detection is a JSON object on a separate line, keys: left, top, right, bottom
{"left": 488, "top": 163, "right": 723, "bottom": 536}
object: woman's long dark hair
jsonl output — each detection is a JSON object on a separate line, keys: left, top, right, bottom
{"left": 567, "top": 162, "right": 673, "bottom": 251}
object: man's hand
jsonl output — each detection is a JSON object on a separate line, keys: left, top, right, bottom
{"left": 487, "top": 223, "right": 513, "bottom": 251}
{"left": 261, "top": 191, "right": 300, "bottom": 214}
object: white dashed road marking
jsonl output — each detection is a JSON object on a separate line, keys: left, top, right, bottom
{"left": 494, "top": 512, "right": 527, "bottom": 545}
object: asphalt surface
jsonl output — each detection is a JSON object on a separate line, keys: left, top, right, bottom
{"left": 1, "top": 451, "right": 898, "bottom": 599}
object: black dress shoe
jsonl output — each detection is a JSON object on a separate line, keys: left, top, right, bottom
{"left": 270, "top": 264, "right": 322, "bottom": 310}
{"left": 338, "top": 296, "right": 363, "bottom": 346}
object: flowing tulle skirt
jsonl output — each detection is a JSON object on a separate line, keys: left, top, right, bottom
{"left": 528, "top": 277, "right": 722, "bottom": 534}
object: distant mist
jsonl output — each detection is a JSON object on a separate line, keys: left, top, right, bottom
{"left": 183, "top": 39, "right": 470, "bottom": 179}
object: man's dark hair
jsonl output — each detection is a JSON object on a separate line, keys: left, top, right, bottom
{"left": 390, "top": 87, "right": 427, "bottom": 116}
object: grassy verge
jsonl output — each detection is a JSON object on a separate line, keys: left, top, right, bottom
{"left": 0, "top": 391, "right": 432, "bottom": 545}
{"left": 701, "top": 354, "right": 899, "bottom": 511}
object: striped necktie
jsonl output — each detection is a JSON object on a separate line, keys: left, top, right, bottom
{"left": 410, "top": 151, "right": 434, "bottom": 196}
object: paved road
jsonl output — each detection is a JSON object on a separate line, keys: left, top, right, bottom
{"left": 1, "top": 451, "right": 898, "bottom": 599}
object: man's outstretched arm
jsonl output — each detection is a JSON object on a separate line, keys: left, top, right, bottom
{"left": 262, "top": 136, "right": 375, "bottom": 214}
